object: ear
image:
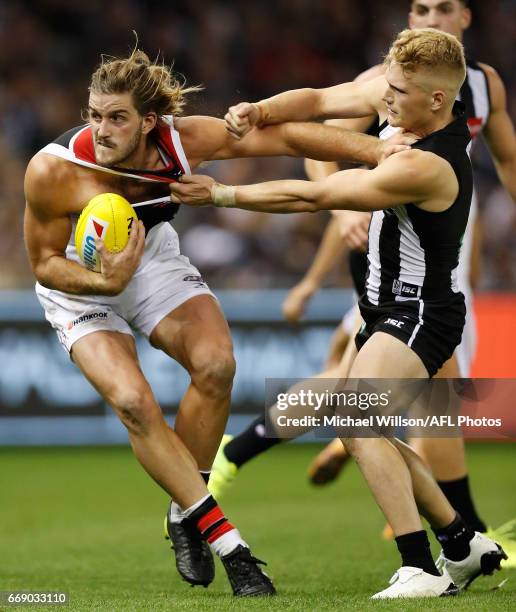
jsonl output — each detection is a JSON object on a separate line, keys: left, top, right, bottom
{"left": 408, "top": 11, "right": 416, "bottom": 29}
{"left": 461, "top": 8, "right": 472, "bottom": 30}
{"left": 142, "top": 112, "right": 158, "bottom": 134}
{"left": 431, "top": 90, "right": 446, "bottom": 112}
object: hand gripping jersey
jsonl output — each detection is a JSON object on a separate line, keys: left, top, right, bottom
{"left": 38, "top": 116, "right": 190, "bottom": 268}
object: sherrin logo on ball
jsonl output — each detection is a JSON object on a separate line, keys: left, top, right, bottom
{"left": 75, "top": 193, "right": 137, "bottom": 272}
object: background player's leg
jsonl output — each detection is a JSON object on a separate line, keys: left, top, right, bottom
{"left": 211, "top": 316, "right": 361, "bottom": 498}
{"left": 71, "top": 330, "right": 207, "bottom": 508}
{"left": 150, "top": 295, "right": 235, "bottom": 471}
{"left": 324, "top": 323, "right": 350, "bottom": 370}
{"left": 410, "top": 355, "right": 467, "bottom": 479}
{"left": 307, "top": 316, "right": 362, "bottom": 482}
{"left": 409, "top": 354, "right": 487, "bottom": 532}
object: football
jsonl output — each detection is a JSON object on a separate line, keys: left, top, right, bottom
{"left": 75, "top": 193, "right": 137, "bottom": 272}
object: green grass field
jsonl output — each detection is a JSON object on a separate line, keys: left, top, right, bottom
{"left": 2, "top": 443, "right": 515, "bottom": 611}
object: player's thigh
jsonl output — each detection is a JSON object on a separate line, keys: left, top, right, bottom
{"left": 434, "top": 351, "right": 461, "bottom": 378}
{"left": 348, "top": 332, "right": 428, "bottom": 415}
{"left": 349, "top": 331, "right": 428, "bottom": 379}
{"left": 149, "top": 294, "right": 234, "bottom": 372}
{"left": 71, "top": 330, "right": 153, "bottom": 408}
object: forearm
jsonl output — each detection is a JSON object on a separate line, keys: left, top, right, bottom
{"left": 257, "top": 89, "right": 323, "bottom": 125}
{"left": 228, "top": 180, "right": 320, "bottom": 214}
{"left": 215, "top": 171, "right": 363, "bottom": 214}
{"left": 34, "top": 255, "right": 116, "bottom": 296}
{"left": 257, "top": 80, "right": 374, "bottom": 126}
{"left": 494, "top": 156, "right": 516, "bottom": 203}
{"left": 302, "top": 217, "right": 346, "bottom": 284}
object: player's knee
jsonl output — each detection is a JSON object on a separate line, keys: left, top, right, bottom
{"left": 108, "top": 385, "right": 159, "bottom": 436}
{"left": 191, "top": 346, "right": 236, "bottom": 398}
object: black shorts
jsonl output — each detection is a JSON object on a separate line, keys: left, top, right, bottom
{"left": 355, "top": 294, "right": 466, "bottom": 377}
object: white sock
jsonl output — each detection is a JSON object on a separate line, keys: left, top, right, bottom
{"left": 168, "top": 501, "right": 185, "bottom": 524}
{"left": 209, "top": 528, "right": 248, "bottom": 557}
{"left": 182, "top": 494, "right": 212, "bottom": 518}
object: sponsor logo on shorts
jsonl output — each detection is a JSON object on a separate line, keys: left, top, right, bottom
{"left": 183, "top": 274, "right": 207, "bottom": 288}
{"left": 67, "top": 311, "right": 108, "bottom": 330}
{"left": 392, "top": 279, "right": 419, "bottom": 297}
{"left": 385, "top": 318, "right": 405, "bottom": 328}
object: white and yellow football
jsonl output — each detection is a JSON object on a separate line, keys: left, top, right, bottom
{"left": 75, "top": 193, "right": 137, "bottom": 272}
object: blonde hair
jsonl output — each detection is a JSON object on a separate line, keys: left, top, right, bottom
{"left": 89, "top": 48, "right": 202, "bottom": 117}
{"left": 385, "top": 28, "right": 466, "bottom": 87}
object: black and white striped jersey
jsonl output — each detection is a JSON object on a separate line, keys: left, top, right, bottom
{"left": 365, "top": 102, "right": 473, "bottom": 306}
{"left": 460, "top": 59, "right": 491, "bottom": 143}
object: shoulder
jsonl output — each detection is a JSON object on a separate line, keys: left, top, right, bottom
{"left": 25, "top": 153, "right": 73, "bottom": 191}
{"left": 476, "top": 62, "right": 507, "bottom": 110}
{"left": 377, "top": 149, "right": 455, "bottom": 191}
{"left": 174, "top": 115, "right": 224, "bottom": 139}
{"left": 24, "top": 153, "right": 75, "bottom": 214}
{"left": 174, "top": 115, "right": 232, "bottom": 166}
{"left": 381, "top": 148, "right": 449, "bottom": 174}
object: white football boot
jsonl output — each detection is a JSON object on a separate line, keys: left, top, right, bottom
{"left": 371, "top": 566, "right": 458, "bottom": 599}
{"left": 436, "top": 532, "right": 507, "bottom": 590}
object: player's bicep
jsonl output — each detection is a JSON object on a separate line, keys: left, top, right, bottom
{"left": 316, "top": 170, "right": 398, "bottom": 211}
{"left": 24, "top": 200, "right": 71, "bottom": 270}
{"left": 479, "top": 64, "right": 516, "bottom": 165}
{"left": 24, "top": 155, "right": 73, "bottom": 268}
{"left": 317, "top": 76, "right": 385, "bottom": 119}
{"left": 483, "top": 110, "right": 516, "bottom": 165}
{"left": 316, "top": 155, "right": 432, "bottom": 212}
{"left": 179, "top": 115, "right": 291, "bottom": 161}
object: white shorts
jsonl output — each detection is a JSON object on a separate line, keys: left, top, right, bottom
{"left": 36, "top": 227, "right": 215, "bottom": 352}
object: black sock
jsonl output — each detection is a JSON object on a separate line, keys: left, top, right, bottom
{"left": 200, "top": 471, "right": 211, "bottom": 484}
{"left": 433, "top": 513, "right": 475, "bottom": 561}
{"left": 395, "top": 530, "right": 440, "bottom": 576}
{"left": 224, "top": 415, "right": 282, "bottom": 468}
{"left": 438, "top": 476, "right": 487, "bottom": 533}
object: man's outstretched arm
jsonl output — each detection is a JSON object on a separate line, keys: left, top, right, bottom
{"left": 177, "top": 115, "right": 411, "bottom": 170}
{"left": 170, "top": 150, "right": 456, "bottom": 215}
{"left": 224, "top": 75, "right": 385, "bottom": 139}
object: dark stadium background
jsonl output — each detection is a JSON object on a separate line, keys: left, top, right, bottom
{"left": 0, "top": 0, "right": 515, "bottom": 290}
{"left": 1, "top": 3, "right": 515, "bottom": 610}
